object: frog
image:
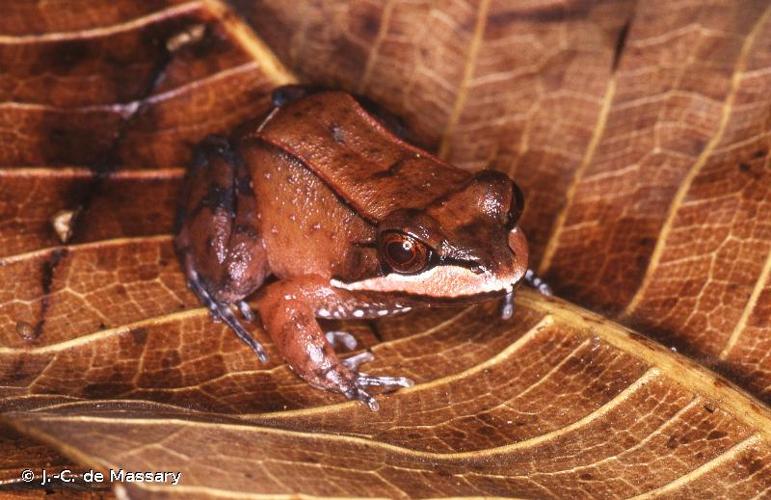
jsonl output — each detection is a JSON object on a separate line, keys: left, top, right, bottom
{"left": 174, "top": 86, "right": 551, "bottom": 410}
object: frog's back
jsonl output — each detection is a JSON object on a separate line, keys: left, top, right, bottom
{"left": 247, "top": 91, "right": 472, "bottom": 222}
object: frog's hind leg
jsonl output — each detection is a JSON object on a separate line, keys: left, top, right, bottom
{"left": 175, "top": 135, "right": 269, "bottom": 361}
{"left": 185, "top": 267, "right": 268, "bottom": 362}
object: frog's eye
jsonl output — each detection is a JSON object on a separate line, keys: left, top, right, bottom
{"left": 379, "top": 231, "right": 433, "bottom": 274}
{"left": 507, "top": 182, "right": 525, "bottom": 228}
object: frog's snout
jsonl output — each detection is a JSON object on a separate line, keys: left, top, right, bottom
{"left": 507, "top": 226, "right": 529, "bottom": 280}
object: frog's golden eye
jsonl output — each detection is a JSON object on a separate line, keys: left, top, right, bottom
{"left": 507, "top": 182, "right": 525, "bottom": 228}
{"left": 379, "top": 231, "right": 433, "bottom": 274}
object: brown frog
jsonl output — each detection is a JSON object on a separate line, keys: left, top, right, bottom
{"left": 174, "top": 87, "right": 550, "bottom": 410}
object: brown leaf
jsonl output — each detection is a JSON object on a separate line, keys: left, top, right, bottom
{"left": 242, "top": 0, "right": 771, "bottom": 404}
{"left": 1, "top": 0, "right": 770, "bottom": 498}
{"left": 3, "top": 296, "right": 771, "bottom": 497}
{"left": 0, "top": 423, "right": 107, "bottom": 494}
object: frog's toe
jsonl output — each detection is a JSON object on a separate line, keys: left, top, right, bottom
{"left": 342, "top": 350, "right": 373, "bottom": 370}
{"left": 343, "top": 352, "right": 414, "bottom": 390}
{"left": 326, "top": 330, "right": 358, "bottom": 351}
{"left": 350, "top": 371, "right": 413, "bottom": 412}
{"left": 237, "top": 300, "right": 256, "bottom": 322}
{"left": 525, "top": 268, "right": 552, "bottom": 296}
{"left": 535, "top": 281, "right": 552, "bottom": 295}
{"left": 500, "top": 289, "right": 516, "bottom": 320}
{"left": 344, "top": 385, "right": 380, "bottom": 411}
{"left": 356, "top": 373, "right": 414, "bottom": 390}
{"left": 345, "top": 351, "right": 414, "bottom": 391}
{"left": 336, "top": 351, "right": 414, "bottom": 411}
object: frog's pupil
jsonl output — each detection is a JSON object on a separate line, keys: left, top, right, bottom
{"left": 387, "top": 239, "right": 415, "bottom": 264}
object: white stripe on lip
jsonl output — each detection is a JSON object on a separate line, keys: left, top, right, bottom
{"left": 330, "top": 265, "right": 520, "bottom": 299}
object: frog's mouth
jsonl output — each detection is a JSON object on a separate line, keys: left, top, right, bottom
{"left": 330, "top": 264, "right": 524, "bottom": 299}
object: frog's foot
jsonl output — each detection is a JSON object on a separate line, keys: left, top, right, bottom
{"left": 339, "top": 351, "right": 414, "bottom": 411}
{"left": 342, "top": 350, "right": 373, "bottom": 370}
{"left": 187, "top": 272, "right": 268, "bottom": 363}
{"left": 500, "top": 289, "right": 516, "bottom": 320}
{"left": 237, "top": 300, "right": 256, "bottom": 322}
{"left": 525, "top": 268, "right": 552, "bottom": 295}
{"left": 325, "top": 330, "right": 358, "bottom": 351}
{"left": 500, "top": 269, "right": 553, "bottom": 319}
{"left": 344, "top": 371, "right": 415, "bottom": 411}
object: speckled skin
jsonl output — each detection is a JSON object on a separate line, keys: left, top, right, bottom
{"left": 175, "top": 88, "right": 531, "bottom": 409}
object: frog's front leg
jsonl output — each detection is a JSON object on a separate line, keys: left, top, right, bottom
{"left": 256, "top": 277, "right": 413, "bottom": 410}
{"left": 175, "top": 135, "right": 270, "bottom": 361}
{"left": 500, "top": 269, "right": 552, "bottom": 320}
{"left": 525, "top": 269, "right": 552, "bottom": 295}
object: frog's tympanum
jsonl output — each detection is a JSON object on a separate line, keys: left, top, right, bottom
{"left": 175, "top": 87, "right": 550, "bottom": 410}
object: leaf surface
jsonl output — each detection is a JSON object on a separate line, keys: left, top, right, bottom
{"left": 1, "top": 0, "right": 770, "bottom": 498}
{"left": 243, "top": 0, "right": 771, "bottom": 405}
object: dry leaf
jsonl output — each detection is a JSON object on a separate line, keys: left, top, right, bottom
{"left": 1, "top": 0, "right": 770, "bottom": 498}
{"left": 243, "top": 0, "right": 771, "bottom": 406}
